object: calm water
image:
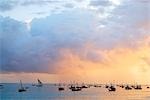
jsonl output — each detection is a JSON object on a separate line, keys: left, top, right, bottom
{"left": 0, "top": 83, "right": 150, "bottom": 100}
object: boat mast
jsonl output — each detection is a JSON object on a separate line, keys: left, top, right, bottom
{"left": 20, "top": 80, "right": 23, "bottom": 88}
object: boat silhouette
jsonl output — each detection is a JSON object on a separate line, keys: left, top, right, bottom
{"left": 134, "top": 85, "right": 142, "bottom": 90}
{"left": 71, "top": 87, "right": 82, "bottom": 91}
{"left": 81, "top": 83, "right": 89, "bottom": 88}
{"left": 18, "top": 80, "right": 26, "bottom": 92}
{"left": 108, "top": 85, "right": 116, "bottom": 91}
{"left": 69, "top": 84, "right": 82, "bottom": 91}
{"left": 105, "top": 85, "right": 109, "bottom": 88}
{"left": 125, "top": 85, "right": 132, "bottom": 90}
{"left": 0, "top": 84, "right": 4, "bottom": 89}
{"left": 119, "top": 85, "right": 124, "bottom": 88}
{"left": 58, "top": 83, "right": 65, "bottom": 91}
{"left": 36, "top": 79, "right": 43, "bottom": 87}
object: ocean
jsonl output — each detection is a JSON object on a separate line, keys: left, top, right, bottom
{"left": 0, "top": 83, "right": 150, "bottom": 100}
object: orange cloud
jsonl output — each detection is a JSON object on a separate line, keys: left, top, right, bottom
{"left": 1, "top": 37, "right": 150, "bottom": 84}
{"left": 52, "top": 38, "right": 150, "bottom": 84}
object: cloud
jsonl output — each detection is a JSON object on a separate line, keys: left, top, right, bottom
{"left": 32, "top": 11, "right": 47, "bottom": 15}
{"left": 135, "top": 0, "right": 150, "bottom": 3}
{"left": 89, "top": 0, "right": 111, "bottom": 7}
{"left": 63, "top": 3, "right": 74, "bottom": 8}
{"left": 94, "top": 0, "right": 150, "bottom": 49}
{"left": 0, "top": 10, "right": 99, "bottom": 73}
{"left": 30, "top": 10, "right": 98, "bottom": 47}
{"left": 0, "top": 16, "right": 30, "bottom": 72}
{"left": 0, "top": 0, "right": 67, "bottom": 12}
{"left": 0, "top": 0, "right": 18, "bottom": 12}
{"left": 21, "top": 0, "right": 59, "bottom": 6}
{"left": 0, "top": 0, "right": 149, "bottom": 74}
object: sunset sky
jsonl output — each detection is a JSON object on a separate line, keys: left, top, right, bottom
{"left": 0, "top": 0, "right": 150, "bottom": 84}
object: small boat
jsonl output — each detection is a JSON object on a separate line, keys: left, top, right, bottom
{"left": 58, "top": 83, "right": 65, "bottom": 91}
{"left": 69, "top": 85, "right": 74, "bottom": 89}
{"left": 58, "top": 87, "right": 64, "bottom": 91}
{"left": 131, "top": 85, "right": 135, "bottom": 88}
{"left": 0, "top": 84, "right": 4, "bottom": 89}
{"left": 69, "top": 84, "right": 82, "bottom": 91}
{"left": 36, "top": 79, "right": 43, "bottom": 87}
{"left": 134, "top": 85, "right": 142, "bottom": 90}
{"left": 82, "top": 85, "right": 88, "bottom": 88}
{"left": 81, "top": 83, "right": 88, "bottom": 88}
{"left": 125, "top": 85, "right": 132, "bottom": 90}
{"left": 71, "top": 87, "right": 82, "bottom": 91}
{"left": 108, "top": 85, "right": 116, "bottom": 91}
{"left": 18, "top": 80, "right": 26, "bottom": 92}
{"left": 105, "top": 85, "right": 109, "bottom": 88}
{"left": 120, "top": 85, "right": 124, "bottom": 88}
{"left": 94, "top": 84, "right": 101, "bottom": 88}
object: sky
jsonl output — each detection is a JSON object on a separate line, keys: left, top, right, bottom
{"left": 0, "top": 0, "right": 150, "bottom": 84}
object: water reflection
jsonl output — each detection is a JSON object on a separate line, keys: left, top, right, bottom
{"left": 1, "top": 83, "right": 150, "bottom": 100}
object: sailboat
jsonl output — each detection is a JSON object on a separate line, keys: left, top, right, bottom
{"left": 108, "top": 85, "right": 116, "bottom": 91}
{"left": 18, "top": 80, "right": 26, "bottom": 92}
{"left": 69, "top": 84, "right": 82, "bottom": 91}
{"left": 58, "top": 83, "right": 65, "bottom": 91}
{"left": 134, "top": 85, "right": 142, "bottom": 90}
{"left": 125, "top": 85, "right": 132, "bottom": 90}
{"left": 81, "top": 83, "right": 88, "bottom": 88}
{"left": 36, "top": 79, "right": 43, "bottom": 87}
{"left": 31, "top": 73, "right": 36, "bottom": 86}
